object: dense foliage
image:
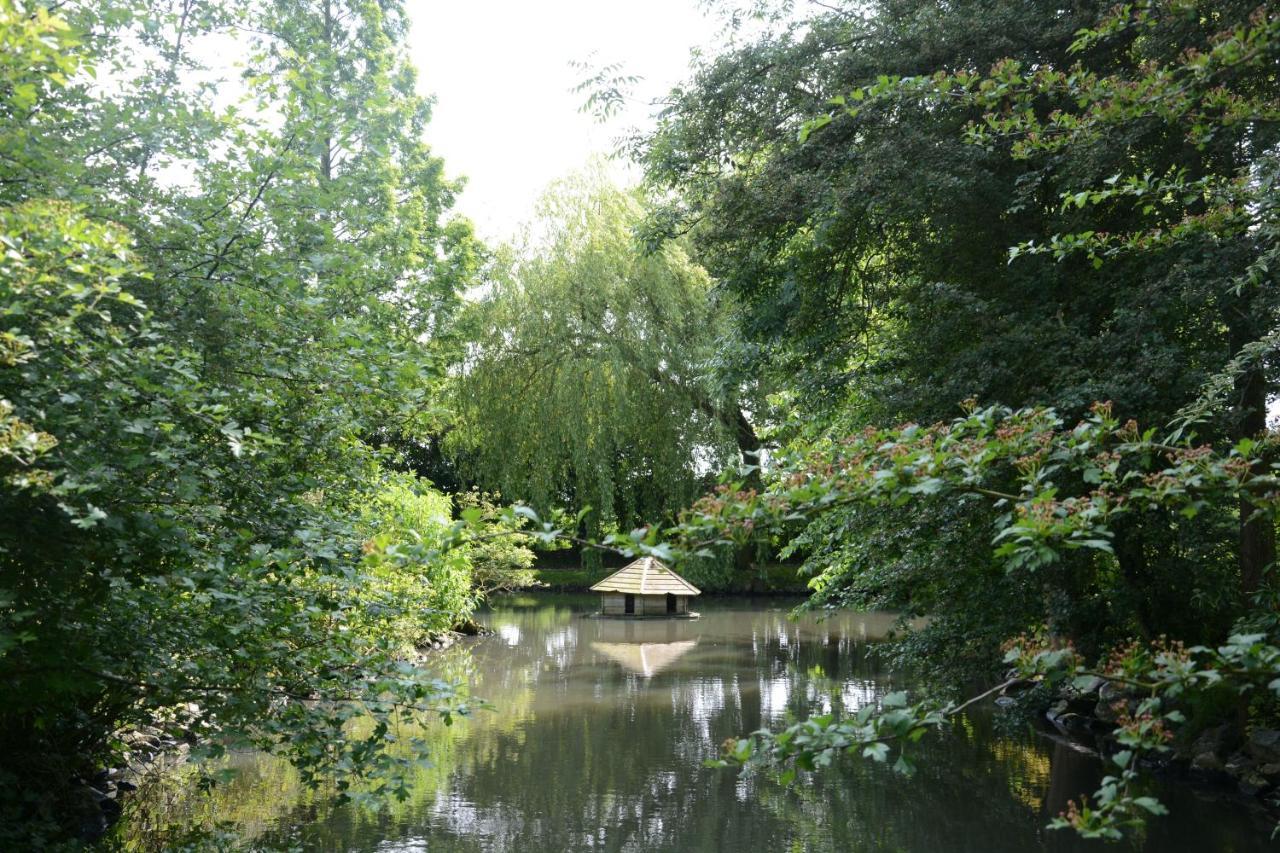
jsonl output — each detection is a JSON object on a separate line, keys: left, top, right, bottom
{"left": 0, "top": 0, "right": 489, "bottom": 845}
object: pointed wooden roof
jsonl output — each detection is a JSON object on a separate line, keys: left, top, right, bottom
{"left": 590, "top": 556, "right": 701, "bottom": 596}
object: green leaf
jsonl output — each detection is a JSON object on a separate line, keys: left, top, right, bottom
{"left": 1132, "top": 796, "right": 1168, "bottom": 815}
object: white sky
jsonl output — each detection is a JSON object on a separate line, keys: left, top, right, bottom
{"left": 404, "top": 0, "right": 723, "bottom": 243}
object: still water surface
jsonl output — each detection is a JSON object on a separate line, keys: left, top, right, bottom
{"left": 234, "top": 594, "right": 1271, "bottom": 851}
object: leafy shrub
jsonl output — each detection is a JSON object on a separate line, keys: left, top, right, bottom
{"left": 358, "top": 474, "right": 476, "bottom": 648}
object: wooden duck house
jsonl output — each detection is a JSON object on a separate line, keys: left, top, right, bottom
{"left": 590, "top": 557, "right": 701, "bottom": 618}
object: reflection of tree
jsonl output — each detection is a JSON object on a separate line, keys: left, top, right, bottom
{"left": 119, "top": 638, "right": 492, "bottom": 849}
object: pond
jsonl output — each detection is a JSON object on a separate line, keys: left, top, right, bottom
{"left": 158, "top": 594, "right": 1274, "bottom": 851}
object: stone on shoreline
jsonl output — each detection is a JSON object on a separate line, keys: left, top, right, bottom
{"left": 1248, "top": 729, "right": 1280, "bottom": 765}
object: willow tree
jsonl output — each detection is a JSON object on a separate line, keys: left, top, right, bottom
{"left": 448, "top": 173, "right": 760, "bottom": 567}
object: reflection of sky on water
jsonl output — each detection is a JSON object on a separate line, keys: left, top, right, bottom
{"left": 496, "top": 623, "right": 521, "bottom": 647}
{"left": 374, "top": 838, "right": 428, "bottom": 852}
{"left": 681, "top": 677, "right": 725, "bottom": 737}
{"left": 543, "top": 627, "right": 576, "bottom": 670}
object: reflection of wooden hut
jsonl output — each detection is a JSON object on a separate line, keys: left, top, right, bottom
{"left": 592, "top": 640, "right": 698, "bottom": 677}
{"left": 590, "top": 557, "right": 700, "bottom": 618}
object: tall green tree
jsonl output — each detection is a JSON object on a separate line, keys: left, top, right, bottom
{"left": 447, "top": 171, "right": 761, "bottom": 575}
{"left": 0, "top": 1, "right": 483, "bottom": 844}
{"left": 642, "top": 0, "right": 1269, "bottom": 426}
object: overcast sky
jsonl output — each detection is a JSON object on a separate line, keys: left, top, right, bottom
{"left": 404, "top": 0, "right": 723, "bottom": 243}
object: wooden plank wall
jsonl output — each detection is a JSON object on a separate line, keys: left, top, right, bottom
{"left": 599, "top": 593, "right": 690, "bottom": 616}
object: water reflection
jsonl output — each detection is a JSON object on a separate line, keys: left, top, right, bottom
{"left": 158, "top": 594, "right": 1273, "bottom": 852}
{"left": 592, "top": 640, "right": 698, "bottom": 678}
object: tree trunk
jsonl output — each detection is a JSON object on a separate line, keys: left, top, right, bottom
{"left": 1230, "top": 308, "right": 1275, "bottom": 601}
{"left": 646, "top": 366, "right": 762, "bottom": 478}
{"left": 730, "top": 405, "right": 762, "bottom": 487}
{"left": 726, "top": 406, "right": 763, "bottom": 581}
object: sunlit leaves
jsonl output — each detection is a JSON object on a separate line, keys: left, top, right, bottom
{"left": 0, "top": 1, "right": 483, "bottom": 844}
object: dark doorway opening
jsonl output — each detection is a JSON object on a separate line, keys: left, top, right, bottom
{"left": 666, "top": 593, "right": 677, "bottom": 614}
{"left": 624, "top": 594, "right": 635, "bottom": 615}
